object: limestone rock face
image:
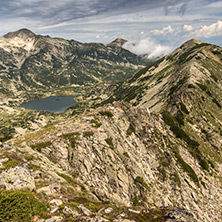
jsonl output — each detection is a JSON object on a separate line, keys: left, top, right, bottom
{"left": 0, "top": 164, "right": 35, "bottom": 191}
{"left": 21, "top": 101, "right": 222, "bottom": 221}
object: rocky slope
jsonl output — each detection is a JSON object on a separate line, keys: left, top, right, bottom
{"left": 108, "top": 39, "right": 222, "bottom": 110}
{"left": 0, "top": 100, "right": 220, "bottom": 221}
{"left": 0, "top": 29, "right": 147, "bottom": 98}
{"left": 0, "top": 39, "right": 222, "bottom": 221}
{"left": 106, "top": 39, "right": 222, "bottom": 175}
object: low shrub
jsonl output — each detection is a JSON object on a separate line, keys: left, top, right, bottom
{"left": 0, "top": 190, "right": 48, "bottom": 222}
{"left": 105, "top": 137, "right": 115, "bottom": 150}
{"left": 30, "top": 141, "right": 52, "bottom": 152}
{"left": 57, "top": 173, "right": 77, "bottom": 187}
{"left": 2, "top": 160, "right": 20, "bottom": 170}
{"left": 123, "top": 152, "right": 130, "bottom": 158}
{"left": 60, "top": 132, "right": 80, "bottom": 148}
{"left": 134, "top": 176, "right": 150, "bottom": 191}
{"left": 90, "top": 116, "right": 102, "bottom": 128}
{"left": 127, "top": 124, "right": 136, "bottom": 136}
{"left": 0, "top": 135, "right": 13, "bottom": 142}
{"left": 83, "top": 131, "right": 94, "bottom": 137}
{"left": 99, "top": 111, "right": 113, "bottom": 117}
{"left": 171, "top": 147, "right": 199, "bottom": 184}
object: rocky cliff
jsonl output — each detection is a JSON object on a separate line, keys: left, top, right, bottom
{"left": 0, "top": 101, "right": 220, "bottom": 221}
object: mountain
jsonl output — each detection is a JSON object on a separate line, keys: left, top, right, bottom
{"left": 107, "top": 39, "right": 222, "bottom": 110}
{"left": 1, "top": 38, "right": 222, "bottom": 221}
{"left": 107, "top": 38, "right": 127, "bottom": 47}
{"left": 0, "top": 29, "right": 148, "bottom": 98}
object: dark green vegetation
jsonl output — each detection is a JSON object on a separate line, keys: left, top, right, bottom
{"left": 131, "top": 208, "right": 166, "bottom": 222}
{"left": 127, "top": 123, "right": 136, "bottom": 135}
{"left": 83, "top": 131, "right": 94, "bottom": 137}
{"left": 99, "top": 110, "right": 113, "bottom": 117}
{"left": 60, "top": 132, "right": 80, "bottom": 148}
{"left": 162, "top": 111, "right": 209, "bottom": 171}
{"left": 0, "top": 109, "right": 50, "bottom": 140}
{"left": 0, "top": 134, "right": 13, "bottom": 142}
{"left": 1, "top": 36, "right": 222, "bottom": 221}
{"left": 162, "top": 111, "right": 199, "bottom": 148}
{"left": 105, "top": 137, "right": 115, "bottom": 150}
{"left": 129, "top": 57, "right": 164, "bottom": 84}
{"left": 90, "top": 116, "right": 102, "bottom": 128}
{"left": 178, "top": 43, "right": 209, "bottom": 64}
{"left": 30, "top": 141, "right": 52, "bottom": 152}
{"left": 57, "top": 173, "right": 77, "bottom": 187}
{"left": 2, "top": 160, "right": 20, "bottom": 170}
{"left": 0, "top": 190, "right": 48, "bottom": 222}
{"left": 171, "top": 146, "right": 199, "bottom": 184}
{"left": 134, "top": 176, "right": 150, "bottom": 191}
{"left": 123, "top": 151, "right": 130, "bottom": 158}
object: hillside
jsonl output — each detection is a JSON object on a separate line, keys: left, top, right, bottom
{"left": 0, "top": 39, "right": 222, "bottom": 221}
{"left": 108, "top": 39, "right": 222, "bottom": 110}
{"left": 0, "top": 29, "right": 147, "bottom": 98}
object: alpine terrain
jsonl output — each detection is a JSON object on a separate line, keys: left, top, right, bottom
{"left": 0, "top": 29, "right": 147, "bottom": 98}
{"left": 0, "top": 35, "right": 222, "bottom": 222}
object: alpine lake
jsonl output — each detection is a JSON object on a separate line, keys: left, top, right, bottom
{"left": 20, "top": 95, "right": 79, "bottom": 113}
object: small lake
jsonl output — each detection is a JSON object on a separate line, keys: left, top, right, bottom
{"left": 20, "top": 95, "right": 79, "bottom": 113}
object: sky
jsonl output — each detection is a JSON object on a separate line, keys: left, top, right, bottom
{"left": 0, "top": 0, "right": 222, "bottom": 58}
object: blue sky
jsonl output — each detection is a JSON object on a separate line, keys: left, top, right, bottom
{"left": 0, "top": 0, "right": 221, "bottom": 57}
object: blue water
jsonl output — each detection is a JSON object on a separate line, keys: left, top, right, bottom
{"left": 20, "top": 95, "right": 78, "bottom": 113}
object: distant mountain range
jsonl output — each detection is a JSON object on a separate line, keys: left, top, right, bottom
{"left": 0, "top": 29, "right": 148, "bottom": 97}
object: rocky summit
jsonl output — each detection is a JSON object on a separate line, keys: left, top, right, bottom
{"left": 0, "top": 34, "right": 222, "bottom": 222}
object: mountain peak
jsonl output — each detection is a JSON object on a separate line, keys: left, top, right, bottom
{"left": 107, "top": 39, "right": 222, "bottom": 112}
{"left": 108, "top": 38, "right": 127, "bottom": 47}
{"left": 3, "top": 28, "right": 36, "bottom": 40}
{"left": 180, "top": 38, "right": 204, "bottom": 49}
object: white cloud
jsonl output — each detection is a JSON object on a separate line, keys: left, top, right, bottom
{"left": 122, "top": 38, "right": 172, "bottom": 59}
{"left": 151, "top": 25, "right": 174, "bottom": 35}
{"left": 183, "top": 25, "right": 193, "bottom": 32}
{"left": 195, "top": 20, "right": 222, "bottom": 38}
{"left": 207, "top": 1, "right": 222, "bottom": 8}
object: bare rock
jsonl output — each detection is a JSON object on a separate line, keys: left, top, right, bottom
{"left": 164, "top": 207, "right": 197, "bottom": 222}
{"left": 50, "top": 199, "right": 63, "bottom": 206}
{"left": 63, "top": 206, "right": 79, "bottom": 217}
{"left": 79, "top": 216, "right": 109, "bottom": 222}
{"left": 45, "top": 216, "right": 63, "bottom": 222}
{"left": 78, "top": 204, "right": 92, "bottom": 216}
{"left": 0, "top": 164, "right": 35, "bottom": 191}
{"left": 104, "top": 207, "right": 113, "bottom": 214}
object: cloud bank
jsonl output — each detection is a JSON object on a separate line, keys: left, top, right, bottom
{"left": 151, "top": 25, "right": 174, "bottom": 36}
{"left": 195, "top": 20, "right": 222, "bottom": 37}
{"left": 123, "top": 39, "right": 172, "bottom": 59}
